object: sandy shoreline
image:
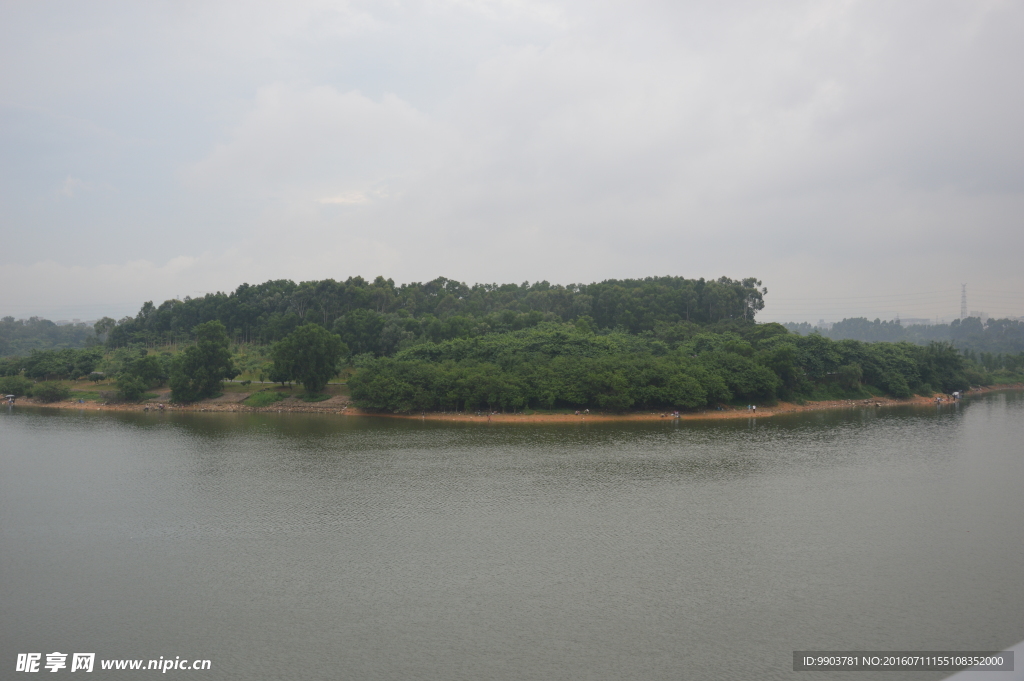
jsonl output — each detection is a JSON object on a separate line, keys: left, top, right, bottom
{"left": 12, "top": 384, "right": 1022, "bottom": 422}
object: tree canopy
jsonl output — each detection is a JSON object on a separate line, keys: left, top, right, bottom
{"left": 270, "top": 324, "right": 348, "bottom": 395}
{"left": 169, "top": 321, "right": 237, "bottom": 402}
{"left": 349, "top": 321, "right": 980, "bottom": 413}
{"left": 102, "top": 275, "right": 767, "bottom": 350}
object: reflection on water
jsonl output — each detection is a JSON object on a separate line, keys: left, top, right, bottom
{"left": 2, "top": 393, "right": 1022, "bottom": 680}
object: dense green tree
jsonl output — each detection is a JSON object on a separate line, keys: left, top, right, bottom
{"left": 0, "top": 375, "right": 33, "bottom": 396}
{"left": 271, "top": 324, "right": 348, "bottom": 395}
{"left": 346, "top": 319, "right": 989, "bottom": 413}
{"left": 114, "top": 352, "right": 168, "bottom": 402}
{"left": 169, "top": 321, "right": 237, "bottom": 402}
{"left": 0, "top": 356, "right": 22, "bottom": 377}
{"left": 124, "top": 355, "right": 167, "bottom": 387}
{"left": 836, "top": 363, "right": 863, "bottom": 390}
{"left": 32, "top": 382, "right": 71, "bottom": 403}
{"left": 115, "top": 374, "right": 148, "bottom": 402}
{"left": 93, "top": 317, "right": 116, "bottom": 342}
{"left": 19, "top": 348, "right": 102, "bottom": 380}
{"left": 332, "top": 309, "right": 386, "bottom": 356}
{"left": 102, "top": 275, "right": 770, "bottom": 350}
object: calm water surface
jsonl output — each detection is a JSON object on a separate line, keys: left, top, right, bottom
{"left": 2, "top": 394, "right": 1023, "bottom": 680}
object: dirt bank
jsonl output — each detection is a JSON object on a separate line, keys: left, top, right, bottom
{"left": 14, "top": 384, "right": 1021, "bottom": 422}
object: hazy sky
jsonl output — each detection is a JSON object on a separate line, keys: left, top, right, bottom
{"left": 2, "top": 0, "right": 1022, "bottom": 324}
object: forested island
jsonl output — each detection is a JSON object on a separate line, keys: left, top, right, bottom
{"left": 2, "top": 275, "right": 1022, "bottom": 412}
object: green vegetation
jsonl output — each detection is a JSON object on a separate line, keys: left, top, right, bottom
{"left": 243, "top": 390, "right": 285, "bottom": 408}
{"left": 3, "top": 275, "right": 1021, "bottom": 413}
{"left": 270, "top": 324, "right": 349, "bottom": 395}
{"left": 113, "top": 351, "right": 170, "bottom": 402}
{"left": 0, "top": 375, "right": 33, "bottom": 397}
{"left": 0, "top": 316, "right": 98, "bottom": 356}
{"left": 169, "top": 321, "right": 237, "bottom": 403}
{"left": 15, "top": 347, "right": 104, "bottom": 381}
{"left": 349, "top": 321, "right": 986, "bottom": 413}
{"left": 115, "top": 374, "right": 149, "bottom": 402}
{"left": 99, "top": 275, "right": 766, "bottom": 348}
{"left": 785, "top": 316, "right": 1024, "bottom": 354}
{"left": 32, "top": 382, "right": 72, "bottom": 403}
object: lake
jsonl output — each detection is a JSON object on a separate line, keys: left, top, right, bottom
{"left": 2, "top": 393, "right": 1022, "bottom": 680}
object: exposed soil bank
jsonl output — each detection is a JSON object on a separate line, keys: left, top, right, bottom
{"left": 14, "top": 384, "right": 1022, "bottom": 422}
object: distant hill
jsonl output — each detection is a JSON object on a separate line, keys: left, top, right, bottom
{"left": 0, "top": 316, "right": 97, "bottom": 356}
{"left": 783, "top": 317, "right": 1024, "bottom": 354}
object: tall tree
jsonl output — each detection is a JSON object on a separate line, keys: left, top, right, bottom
{"left": 169, "top": 321, "right": 237, "bottom": 402}
{"left": 271, "top": 324, "right": 348, "bottom": 395}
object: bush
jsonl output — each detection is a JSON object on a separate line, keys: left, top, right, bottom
{"left": 115, "top": 374, "right": 148, "bottom": 402}
{"left": 0, "top": 375, "right": 33, "bottom": 397}
{"left": 32, "top": 382, "right": 72, "bottom": 403}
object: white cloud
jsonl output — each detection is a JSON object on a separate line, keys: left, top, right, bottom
{"left": 58, "top": 176, "right": 86, "bottom": 198}
{"left": 186, "top": 84, "right": 437, "bottom": 199}
{"left": 2, "top": 0, "right": 1023, "bottom": 321}
{"left": 319, "top": 191, "right": 372, "bottom": 205}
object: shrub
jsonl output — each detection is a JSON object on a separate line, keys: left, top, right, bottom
{"left": 32, "top": 382, "right": 72, "bottom": 403}
{"left": 0, "top": 375, "right": 33, "bottom": 397}
{"left": 115, "top": 374, "right": 148, "bottom": 402}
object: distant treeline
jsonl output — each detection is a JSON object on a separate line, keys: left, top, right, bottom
{"left": 0, "top": 316, "right": 97, "bottom": 356}
{"left": 101, "top": 275, "right": 767, "bottom": 349}
{"left": 784, "top": 317, "right": 1024, "bottom": 354}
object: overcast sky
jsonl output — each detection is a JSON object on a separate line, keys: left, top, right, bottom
{"left": 2, "top": 0, "right": 1022, "bottom": 324}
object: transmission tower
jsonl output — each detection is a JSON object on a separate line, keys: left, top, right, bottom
{"left": 960, "top": 284, "right": 967, "bottom": 321}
